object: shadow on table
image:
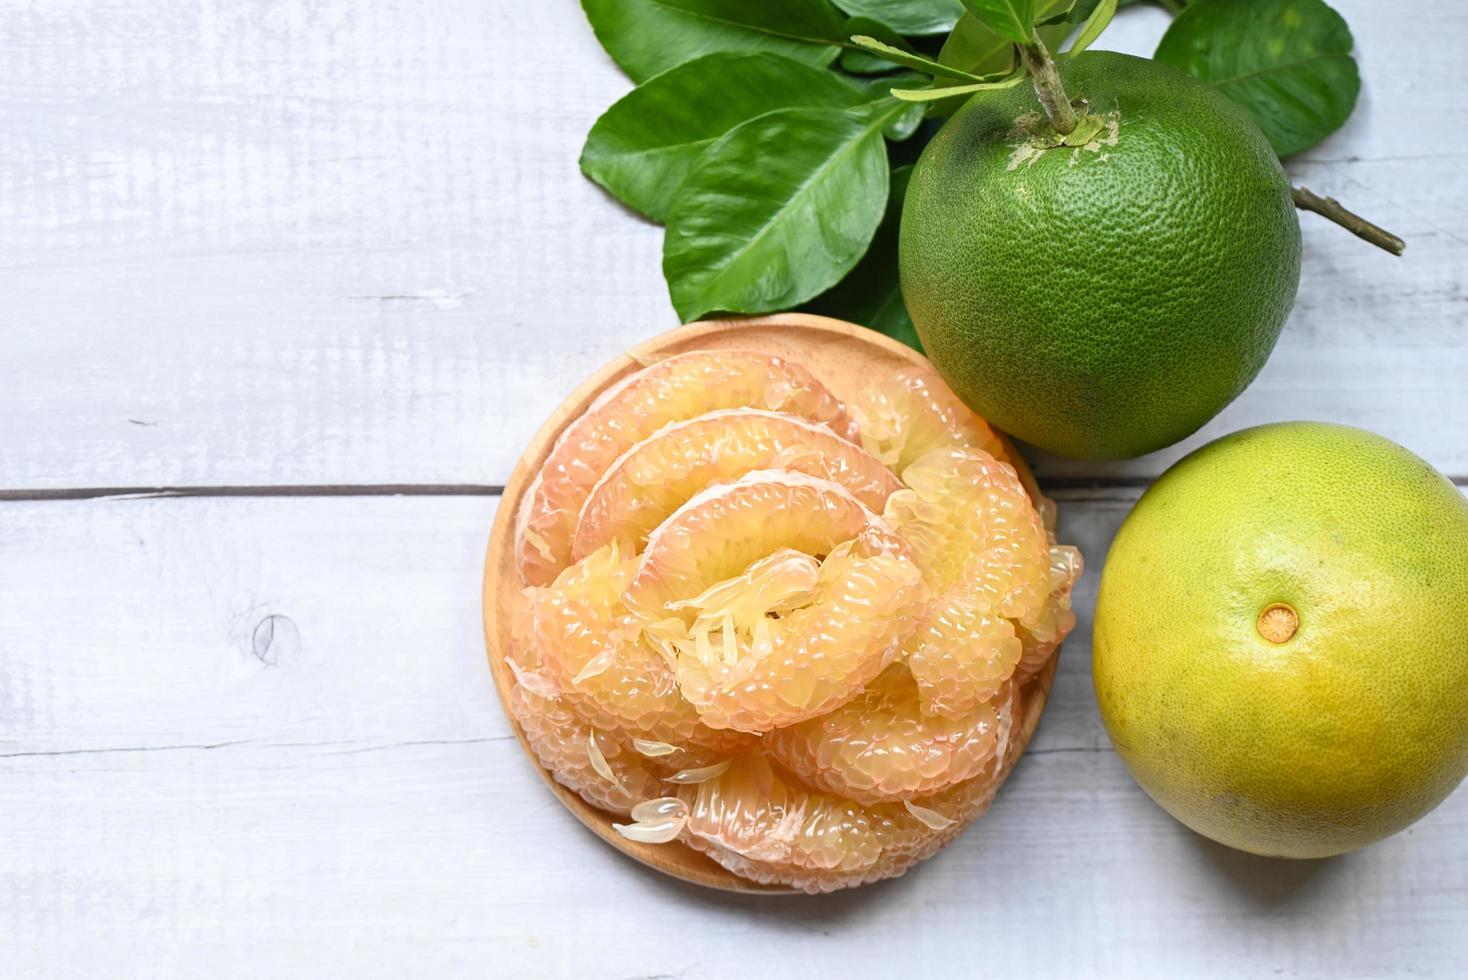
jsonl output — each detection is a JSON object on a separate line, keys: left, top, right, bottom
{"left": 1188, "top": 832, "right": 1349, "bottom": 907}
{"left": 619, "top": 847, "right": 931, "bottom": 928}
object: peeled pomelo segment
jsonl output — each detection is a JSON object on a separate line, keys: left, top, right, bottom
{"left": 514, "top": 349, "right": 858, "bottom": 587}
{"left": 507, "top": 662, "right": 660, "bottom": 816}
{"left": 571, "top": 408, "right": 900, "bottom": 562}
{"left": 884, "top": 446, "right": 1065, "bottom": 714}
{"left": 530, "top": 543, "right": 750, "bottom": 757}
{"left": 885, "top": 446, "right": 1053, "bottom": 614}
{"left": 625, "top": 473, "right": 927, "bottom": 733}
{"left": 905, "top": 586, "right": 1023, "bottom": 718}
{"left": 864, "top": 696, "right": 1023, "bottom": 871}
{"left": 852, "top": 365, "right": 1010, "bottom": 475}
{"left": 867, "top": 754, "right": 1010, "bottom": 868}
{"left": 1015, "top": 543, "right": 1084, "bottom": 682}
{"left": 651, "top": 546, "right": 927, "bottom": 733}
{"left": 678, "top": 754, "right": 884, "bottom": 874}
{"left": 623, "top": 471, "right": 912, "bottom": 617}
{"left": 766, "top": 665, "right": 1016, "bottom": 804}
{"left": 676, "top": 750, "right": 1010, "bottom": 893}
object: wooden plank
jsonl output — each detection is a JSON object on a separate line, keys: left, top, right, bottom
{"left": 2, "top": 0, "right": 1466, "bottom": 490}
{"left": 1, "top": 494, "right": 1463, "bottom": 977}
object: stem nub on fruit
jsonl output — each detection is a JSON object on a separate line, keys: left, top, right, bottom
{"left": 1012, "top": 36, "right": 1405, "bottom": 257}
{"left": 1018, "top": 36, "right": 1078, "bottom": 137}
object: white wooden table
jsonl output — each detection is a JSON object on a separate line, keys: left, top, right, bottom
{"left": 2, "top": 2, "right": 1464, "bottom": 977}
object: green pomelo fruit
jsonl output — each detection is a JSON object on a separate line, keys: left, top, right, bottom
{"left": 901, "top": 51, "right": 1302, "bottom": 459}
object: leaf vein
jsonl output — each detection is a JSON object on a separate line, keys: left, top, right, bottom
{"left": 642, "top": 0, "right": 844, "bottom": 49}
{"left": 683, "top": 106, "right": 898, "bottom": 313}
{"left": 1208, "top": 51, "right": 1351, "bottom": 89}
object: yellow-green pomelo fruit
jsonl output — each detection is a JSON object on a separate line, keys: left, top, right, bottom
{"left": 1094, "top": 422, "right": 1468, "bottom": 858}
{"left": 901, "top": 51, "right": 1301, "bottom": 460}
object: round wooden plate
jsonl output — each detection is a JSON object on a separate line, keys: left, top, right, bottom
{"left": 482, "top": 313, "right": 1061, "bottom": 894}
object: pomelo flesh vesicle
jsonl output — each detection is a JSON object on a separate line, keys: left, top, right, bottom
{"left": 766, "top": 665, "right": 1017, "bottom": 804}
{"left": 903, "top": 585, "right": 1024, "bottom": 718}
{"left": 529, "top": 543, "right": 750, "bottom": 757}
{"left": 626, "top": 472, "right": 928, "bottom": 733}
{"left": 572, "top": 408, "right": 900, "bottom": 562}
{"left": 676, "top": 749, "right": 1012, "bottom": 893}
{"left": 501, "top": 345, "right": 1080, "bottom": 891}
{"left": 852, "top": 365, "right": 1010, "bottom": 475}
{"left": 506, "top": 647, "right": 662, "bottom": 815}
{"left": 887, "top": 446, "right": 1082, "bottom": 717}
{"left": 1015, "top": 542, "right": 1084, "bottom": 683}
{"left": 515, "top": 349, "right": 857, "bottom": 586}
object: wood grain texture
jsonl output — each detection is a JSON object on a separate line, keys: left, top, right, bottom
{"left": 2, "top": 494, "right": 1465, "bottom": 978}
{"left": 481, "top": 315, "right": 1056, "bottom": 893}
{"left": 2, "top": 0, "right": 1465, "bottom": 976}
{"left": 1, "top": 0, "right": 1465, "bottom": 491}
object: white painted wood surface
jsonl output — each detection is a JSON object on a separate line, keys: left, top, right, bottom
{"left": 2, "top": 0, "right": 1465, "bottom": 489}
{"left": 1, "top": 1, "right": 1464, "bottom": 978}
{"left": 3, "top": 495, "right": 1464, "bottom": 979}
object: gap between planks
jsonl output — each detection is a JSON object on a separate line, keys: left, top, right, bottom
{"left": 1, "top": 476, "right": 1465, "bottom": 504}
{"left": 0, "top": 483, "right": 505, "bottom": 501}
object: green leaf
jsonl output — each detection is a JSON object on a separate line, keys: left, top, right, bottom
{"left": 1038, "top": 0, "right": 1100, "bottom": 25}
{"left": 845, "top": 22, "right": 921, "bottom": 75}
{"left": 581, "top": 54, "right": 869, "bottom": 222}
{"left": 938, "top": 12, "right": 1013, "bottom": 77}
{"left": 1066, "top": 0, "right": 1115, "bottom": 55}
{"left": 663, "top": 105, "right": 896, "bottom": 320}
{"left": 929, "top": 3, "right": 1068, "bottom": 116}
{"left": 804, "top": 165, "right": 922, "bottom": 350}
{"left": 831, "top": 0, "right": 966, "bottom": 35}
{"left": 850, "top": 35, "right": 994, "bottom": 81}
{"left": 581, "top": 0, "right": 847, "bottom": 83}
{"left": 958, "top": 0, "right": 1038, "bottom": 44}
{"left": 847, "top": 73, "right": 931, "bottom": 138}
{"left": 891, "top": 71, "right": 1026, "bottom": 102}
{"left": 1153, "top": 0, "right": 1359, "bottom": 157}
{"left": 849, "top": 71, "right": 927, "bottom": 97}
{"left": 939, "top": 0, "right": 1068, "bottom": 77}
{"left": 884, "top": 102, "right": 929, "bottom": 141}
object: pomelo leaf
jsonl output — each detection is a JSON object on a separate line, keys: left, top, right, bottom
{"left": 1154, "top": 0, "right": 1359, "bottom": 157}
{"left": 891, "top": 71, "right": 1026, "bottom": 102}
{"left": 939, "top": 0, "right": 1070, "bottom": 76}
{"left": 959, "top": 0, "right": 1038, "bottom": 44}
{"left": 929, "top": 4, "right": 1068, "bottom": 115}
{"left": 884, "top": 101, "right": 929, "bottom": 141}
{"left": 1066, "top": 0, "right": 1116, "bottom": 55}
{"left": 831, "top": 0, "right": 966, "bottom": 36}
{"left": 849, "top": 74, "right": 931, "bottom": 138}
{"left": 663, "top": 105, "right": 894, "bottom": 320}
{"left": 840, "top": 20, "right": 919, "bottom": 75}
{"left": 803, "top": 165, "right": 922, "bottom": 351}
{"left": 1038, "top": 0, "right": 1100, "bottom": 26}
{"left": 581, "top": 0, "right": 847, "bottom": 83}
{"left": 581, "top": 54, "right": 869, "bottom": 223}
{"left": 850, "top": 35, "right": 993, "bottom": 82}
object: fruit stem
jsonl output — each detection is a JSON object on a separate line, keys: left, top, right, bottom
{"left": 1292, "top": 186, "right": 1406, "bottom": 256}
{"left": 1017, "top": 36, "right": 1078, "bottom": 136}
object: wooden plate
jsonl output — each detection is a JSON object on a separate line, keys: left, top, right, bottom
{"left": 482, "top": 312, "right": 1061, "bottom": 894}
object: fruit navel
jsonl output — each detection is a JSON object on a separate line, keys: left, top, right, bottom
{"left": 1256, "top": 602, "right": 1299, "bottom": 644}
